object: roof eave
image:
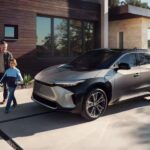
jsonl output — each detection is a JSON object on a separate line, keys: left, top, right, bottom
{"left": 109, "top": 5, "right": 150, "bottom": 21}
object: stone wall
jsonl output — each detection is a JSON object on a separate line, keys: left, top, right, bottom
{"left": 141, "top": 18, "right": 150, "bottom": 49}
{"left": 109, "top": 17, "right": 149, "bottom": 49}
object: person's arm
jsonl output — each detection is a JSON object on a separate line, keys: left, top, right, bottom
{"left": 8, "top": 51, "right": 13, "bottom": 60}
{"left": 0, "top": 72, "right": 7, "bottom": 84}
{"left": 16, "top": 69, "right": 23, "bottom": 83}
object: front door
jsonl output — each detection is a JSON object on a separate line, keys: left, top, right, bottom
{"left": 112, "top": 53, "right": 141, "bottom": 100}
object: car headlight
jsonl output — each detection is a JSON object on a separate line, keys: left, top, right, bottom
{"left": 54, "top": 80, "right": 85, "bottom": 87}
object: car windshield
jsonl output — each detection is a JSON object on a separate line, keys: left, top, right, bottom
{"left": 66, "top": 50, "right": 120, "bottom": 71}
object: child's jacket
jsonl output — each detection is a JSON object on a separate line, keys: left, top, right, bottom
{"left": 0, "top": 67, "right": 23, "bottom": 87}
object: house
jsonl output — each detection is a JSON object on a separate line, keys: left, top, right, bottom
{"left": 0, "top": 0, "right": 150, "bottom": 75}
{"left": 109, "top": 3, "right": 150, "bottom": 49}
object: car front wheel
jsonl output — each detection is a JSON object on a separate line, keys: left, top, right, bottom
{"left": 81, "top": 88, "right": 108, "bottom": 121}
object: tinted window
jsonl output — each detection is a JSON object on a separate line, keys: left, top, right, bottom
{"left": 36, "top": 16, "right": 52, "bottom": 56}
{"left": 54, "top": 18, "right": 68, "bottom": 56}
{"left": 84, "top": 22, "right": 94, "bottom": 52}
{"left": 70, "top": 20, "right": 82, "bottom": 56}
{"left": 138, "top": 53, "right": 150, "bottom": 65}
{"left": 36, "top": 16, "right": 96, "bottom": 57}
{"left": 118, "top": 53, "right": 137, "bottom": 67}
{"left": 68, "top": 50, "right": 120, "bottom": 71}
{"left": 145, "top": 53, "right": 150, "bottom": 64}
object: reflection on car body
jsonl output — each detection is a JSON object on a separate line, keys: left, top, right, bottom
{"left": 32, "top": 49, "right": 150, "bottom": 120}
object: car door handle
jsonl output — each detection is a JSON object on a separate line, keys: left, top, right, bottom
{"left": 133, "top": 73, "right": 140, "bottom": 77}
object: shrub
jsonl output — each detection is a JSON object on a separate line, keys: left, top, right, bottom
{"left": 23, "top": 74, "right": 32, "bottom": 87}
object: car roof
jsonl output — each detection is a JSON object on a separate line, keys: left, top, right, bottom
{"left": 93, "top": 48, "right": 149, "bottom": 54}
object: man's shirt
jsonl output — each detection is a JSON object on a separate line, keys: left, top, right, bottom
{"left": 4, "top": 51, "right": 13, "bottom": 70}
{"left": 0, "top": 53, "right": 4, "bottom": 73}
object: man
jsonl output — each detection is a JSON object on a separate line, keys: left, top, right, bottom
{"left": 0, "top": 40, "right": 13, "bottom": 104}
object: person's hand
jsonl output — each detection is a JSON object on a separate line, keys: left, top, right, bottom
{"left": 15, "top": 81, "right": 24, "bottom": 85}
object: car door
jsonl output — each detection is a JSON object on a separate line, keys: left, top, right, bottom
{"left": 138, "top": 52, "right": 150, "bottom": 91}
{"left": 112, "top": 53, "right": 141, "bottom": 100}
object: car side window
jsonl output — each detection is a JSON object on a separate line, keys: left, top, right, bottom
{"left": 138, "top": 53, "right": 150, "bottom": 65}
{"left": 117, "top": 53, "right": 137, "bottom": 68}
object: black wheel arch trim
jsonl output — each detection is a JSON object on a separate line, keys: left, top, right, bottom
{"left": 85, "top": 81, "right": 112, "bottom": 102}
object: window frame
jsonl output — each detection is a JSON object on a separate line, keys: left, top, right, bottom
{"left": 36, "top": 15, "right": 96, "bottom": 58}
{"left": 137, "top": 52, "right": 150, "bottom": 66}
{"left": 4, "top": 24, "right": 18, "bottom": 40}
{"left": 114, "top": 53, "right": 138, "bottom": 68}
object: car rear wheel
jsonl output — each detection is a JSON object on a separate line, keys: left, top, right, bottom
{"left": 81, "top": 88, "right": 108, "bottom": 121}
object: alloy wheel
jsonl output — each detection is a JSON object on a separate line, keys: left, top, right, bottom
{"left": 85, "top": 89, "right": 107, "bottom": 119}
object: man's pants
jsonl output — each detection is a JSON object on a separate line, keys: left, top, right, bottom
{"left": 0, "top": 73, "right": 8, "bottom": 100}
{"left": 5, "top": 86, "right": 17, "bottom": 111}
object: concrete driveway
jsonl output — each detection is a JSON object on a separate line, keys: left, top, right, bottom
{"left": 0, "top": 88, "right": 150, "bottom": 150}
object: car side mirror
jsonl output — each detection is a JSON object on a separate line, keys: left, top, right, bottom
{"left": 118, "top": 63, "right": 131, "bottom": 70}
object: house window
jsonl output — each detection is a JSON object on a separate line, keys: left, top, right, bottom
{"left": 36, "top": 16, "right": 95, "bottom": 57}
{"left": 69, "top": 20, "right": 82, "bottom": 56}
{"left": 36, "top": 16, "right": 52, "bottom": 56}
{"left": 148, "top": 29, "right": 150, "bottom": 49}
{"left": 119, "top": 32, "right": 124, "bottom": 49}
{"left": 4, "top": 25, "right": 18, "bottom": 39}
{"left": 84, "top": 22, "right": 94, "bottom": 52}
{"left": 54, "top": 18, "right": 68, "bottom": 56}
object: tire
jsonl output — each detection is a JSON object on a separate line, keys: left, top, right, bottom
{"left": 81, "top": 88, "right": 108, "bottom": 121}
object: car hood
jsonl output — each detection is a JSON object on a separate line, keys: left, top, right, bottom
{"left": 35, "top": 64, "right": 108, "bottom": 84}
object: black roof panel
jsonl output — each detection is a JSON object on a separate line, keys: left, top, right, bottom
{"left": 93, "top": 48, "right": 149, "bottom": 53}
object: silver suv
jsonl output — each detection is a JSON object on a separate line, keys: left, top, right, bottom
{"left": 32, "top": 49, "right": 150, "bottom": 120}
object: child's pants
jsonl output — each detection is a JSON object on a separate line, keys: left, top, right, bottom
{"left": 5, "top": 86, "right": 17, "bottom": 111}
{"left": 3, "top": 82, "right": 8, "bottom": 100}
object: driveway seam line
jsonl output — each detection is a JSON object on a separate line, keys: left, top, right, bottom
{"left": 0, "top": 111, "right": 52, "bottom": 124}
{"left": 0, "top": 129, "right": 23, "bottom": 150}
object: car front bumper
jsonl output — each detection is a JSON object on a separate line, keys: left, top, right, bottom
{"left": 32, "top": 80, "right": 76, "bottom": 110}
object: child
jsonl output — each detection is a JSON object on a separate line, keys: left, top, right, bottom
{"left": 0, "top": 58, "right": 23, "bottom": 113}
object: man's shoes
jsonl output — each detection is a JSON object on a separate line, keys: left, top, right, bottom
{"left": 0, "top": 100, "right": 6, "bottom": 105}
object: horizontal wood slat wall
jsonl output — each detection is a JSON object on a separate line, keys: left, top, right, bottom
{"left": 0, "top": 0, "right": 100, "bottom": 75}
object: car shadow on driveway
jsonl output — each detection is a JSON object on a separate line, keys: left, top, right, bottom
{"left": 0, "top": 96, "right": 149, "bottom": 140}
{"left": 0, "top": 95, "right": 149, "bottom": 123}
{"left": 106, "top": 96, "right": 150, "bottom": 146}
{"left": 105, "top": 96, "right": 150, "bottom": 116}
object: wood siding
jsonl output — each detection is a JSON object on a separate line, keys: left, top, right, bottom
{"left": 0, "top": 0, "right": 100, "bottom": 75}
